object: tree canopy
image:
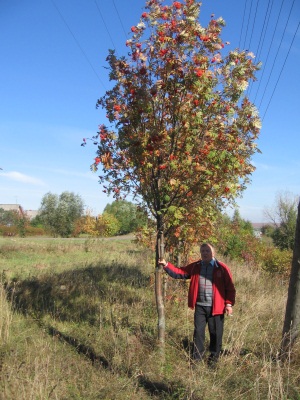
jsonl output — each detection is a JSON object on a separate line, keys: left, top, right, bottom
{"left": 85, "top": 0, "right": 261, "bottom": 249}
{"left": 0, "top": 208, "right": 19, "bottom": 226}
{"left": 81, "top": 211, "right": 121, "bottom": 237}
{"left": 39, "top": 192, "right": 84, "bottom": 237}
{"left": 103, "top": 200, "right": 147, "bottom": 234}
{"left": 264, "top": 191, "right": 298, "bottom": 250}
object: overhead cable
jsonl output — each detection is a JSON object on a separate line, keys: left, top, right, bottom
{"left": 50, "top": 0, "right": 106, "bottom": 90}
{"left": 262, "top": 21, "right": 299, "bottom": 121}
{"left": 94, "top": 0, "right": 117, "bottom": 51}
{"left": 239, "top": 0, "right": 249, "bottom": 49}
{"left": 253, "top": 0, "right": 286, "bottom": 102}
{"left": 242, "top": 0, "right": 254, "bottom": 50}
{"left": 112, "top": 0, "right": 128, "bottom": 40}
{"left": 254, "top": 0, "right": 272, "bottom": 60}
{"left": 256, "top": 0, "right": 274, "bottom": 63}
{"left": 258, "top": 0, "right": 296, "bottom": 110}
{"left": 247, "top": 0, "right": 260, "bottom": 51}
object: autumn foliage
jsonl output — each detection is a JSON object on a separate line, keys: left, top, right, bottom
{"left": 79, "top": 211, "right": 121, "bottom": 237}
{"left": 84, "top": 0, "right": 261, "bottom": 253}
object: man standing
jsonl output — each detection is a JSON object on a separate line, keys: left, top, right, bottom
{"left": 158, "top": 243, "right": 235, "bottom": 366}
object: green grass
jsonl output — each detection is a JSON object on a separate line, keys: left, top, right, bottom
{"left": 1, "top": 236, "right": 300, "bottom": 399}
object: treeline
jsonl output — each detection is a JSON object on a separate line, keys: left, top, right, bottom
{"left": 1, "top": 191, "right": 297, "bottom": 278}
{"left": 219, "top": 192, "right": 298, "bottom": 277}
{"left": 0, "top": 191, "right": 147, "bottom": 238}
{"left": 134, "top": 192, "right": 298, "bottom": 278}
{"left": 214, "top": 210, "right": 293, "bottom": 277}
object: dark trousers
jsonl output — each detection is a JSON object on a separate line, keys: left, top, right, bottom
{"left": 193, "top": 305, "right": 224, "bottom": 360}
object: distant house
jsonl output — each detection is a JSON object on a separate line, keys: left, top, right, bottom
{"left": 251, "top": 223, "right": 268, "bottom": 230}
{"left": 25, "top": 210, "right": 39, "bottom": 220}
{"left": 0, "top": 204, "right": 39, "bottom": 220}
{"left": 0, "top": 204, "right": 25, "bottom": 216}
{"left": 251, "top": 222, "right": 275, "bottom": 239}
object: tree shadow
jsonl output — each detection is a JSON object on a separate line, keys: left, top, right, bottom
{"left": 4, "top": 263, "right": 204, "bottom": 399}
{"left": 137, "top": 375, "right": 199, "bottom": 399}
{"left": 45, "top": 323, "right": 111, "bottom": 370}
{"left": 5, "top": 262, "right": 150, "bottom": 324}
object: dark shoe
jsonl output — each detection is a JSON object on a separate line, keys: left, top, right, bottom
{"left": 207, "top": 355, "right": 218, "bottom": 370}
{"left": 191, "top": 356, "right": 205, "bottom": 369}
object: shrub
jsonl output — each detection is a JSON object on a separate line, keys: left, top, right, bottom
{"left": 260, "top": 246, "right": 292, "bottom": 277}
{"left": 24, "top": 226, "right": 46, "bottom": 236}
{"left": 0, "top": 225, "right": 17, "bottom": 237}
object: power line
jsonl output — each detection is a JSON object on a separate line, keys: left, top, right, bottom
{"left": 256, "top": 0, "right": 274, "bottom": 63}
{"left": 245, "top": 0, "right": 260, "bottom": 97}
{"left": 94, "top": 0, "right": 117, "bottom": 51}
{"left": 247, "top": 0, "right": 260, "bottom": 51}
{"left": 112, "top": 0, "right": 128, "bottom": 40}
{"left": 258, "top": 0, "right": 296, "bottom": 110}
{"left": 239, "top": 0, "right": 249, "bottom": 49}
{"left": 241, "top": 0, "right": 273, "bottom": 98}
{"left": 254, "top": 0, "right": 272, "bottom": 60}
{"left": 248, "top": 0, "right": 274, "bottom": 97}
{"left": 50, "top": 0, "right": 106, "bottom": 90}
{"left": 51, "top": 0, "right": 299, "bottom": 126}
{"left": 253, "top": 0, "right": 286, "bottom": 103}
{"left": 262, "top": 21, "right": 299, "bottom": 121}
{"left": 242, "top": 0, "right": 253, "bottom": 49}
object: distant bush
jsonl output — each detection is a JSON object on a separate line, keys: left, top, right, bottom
{"left": 0, "top": 225, "right": 46, "bottom": 237}
{"left": 260, "top": 246, "right": 292, "bottom": 277}
{"left": 0, "top": 225, "right": 18, "bottom": 237}
{"left": 24, "top": 226, "right": 46, "bottom": 236}
{"left": 215, "top": 213, "right": 293, "bottom": 278}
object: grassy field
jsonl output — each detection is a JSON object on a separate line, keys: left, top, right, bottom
{"left": 0, "top": 236, "right": 299, "bottom": 399}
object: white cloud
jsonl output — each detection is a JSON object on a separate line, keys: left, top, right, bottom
{"left": 0, "top": 171, "right": 46, "bottom": 186}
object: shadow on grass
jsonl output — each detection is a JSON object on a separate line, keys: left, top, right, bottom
{"left": 45, "top": 324, "right": 111, "bottom": 370}
{"left": 5, "top": 262, "right": 150, "bottom": 323}
{"left": 4, "top": 262, "right": 204, "bottom": 399}
{"left": 138, "top": 375, "right": 189, "bottom": 399}
{"left": 41, "top": 322, "right": 191, "bottom": 399}
{"left": 43, "top": 321, "right": 193, "bottom": 399}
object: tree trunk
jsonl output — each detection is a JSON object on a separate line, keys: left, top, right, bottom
{"left": 280, "top": 200, "right": 300, "bottom": 359}
{"left": 155, "top": 217, "right": 165, "bottom": 356}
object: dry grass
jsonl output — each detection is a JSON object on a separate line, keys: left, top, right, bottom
{"left": 0, "top": 236, "right": 299, "bottom": 399}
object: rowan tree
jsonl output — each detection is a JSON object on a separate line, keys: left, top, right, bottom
{"left": 84, "top": 0, "right": 261, "bottom": 347}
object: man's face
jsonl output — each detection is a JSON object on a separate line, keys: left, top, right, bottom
{"left": 200, "top": 245, "right": 213, "bottom": 262}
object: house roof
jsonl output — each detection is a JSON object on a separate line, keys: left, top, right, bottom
{"left": 0, "top": 204, "right": 22, "bottom": 212}
{"left": 0, "top": 204, "right": 39, "bottom": 219}
{"left": 251, "top": 222, "right": 274, "bottom": 230}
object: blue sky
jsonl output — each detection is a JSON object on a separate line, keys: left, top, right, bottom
{"left": 1, "top": 0, "right": 299, "bottom": 222}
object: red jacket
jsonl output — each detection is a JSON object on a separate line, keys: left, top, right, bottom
{"left": 164, "top": 259, "right": 236, "bottom": 315}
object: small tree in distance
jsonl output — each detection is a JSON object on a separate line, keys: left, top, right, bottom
{"left": 80, "top": 210, "right": 121, "bottom": 237}
{"left": 264, "top": 191, "right": 298, "bottom": 250}
{"left": 84, "top": 0, "right": 261, "bottom": 349}
{"left": 39, "top": 191, "right": 84, "bottom": 237}
{"left": 104, "top": 200, "right": 147, "bottom": 235}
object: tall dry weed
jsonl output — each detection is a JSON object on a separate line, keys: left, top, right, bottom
{"left": 0, "top": 277, "right": 13, "bottom": 345}
{"left": 1, "top": 237, "right": 300, "bottom": 399}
